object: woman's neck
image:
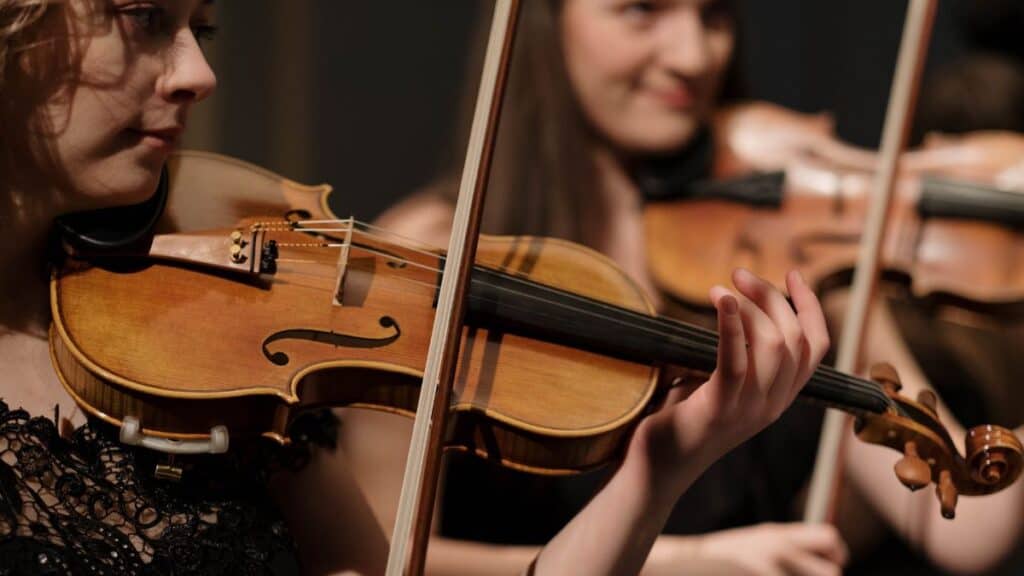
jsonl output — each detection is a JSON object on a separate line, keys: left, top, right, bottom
{"left": 588, "top": 144, "right": 662, "bottom": 308}
{"left": 591, "top": 145, "right": 643, "bottom": 216}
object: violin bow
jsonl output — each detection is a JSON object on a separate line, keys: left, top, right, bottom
{"left": 804, "top": 0, "right": 937, "bottom": 523}
{"left": 385, "top": 1, "right": 522, "bottom": 574}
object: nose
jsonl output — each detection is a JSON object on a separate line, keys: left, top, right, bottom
{"left": 659, "top": 9, "right": 710, "bottom": 77}
{"left": 158, "top": 29, "right": 217, "bottom": 104}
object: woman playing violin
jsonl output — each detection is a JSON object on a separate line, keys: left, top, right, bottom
{"left": 367, "top": 0, "right": 1024, "bottom": 574}
{"left": 366, "top": 1, "right": 851, "bottom": 575}
{"left": 0, "top": 1, "right": 830, "bottom": 574}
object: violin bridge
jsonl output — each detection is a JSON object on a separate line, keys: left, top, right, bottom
{"left": 333, "top": 217, "right": 355, "bottom": 306}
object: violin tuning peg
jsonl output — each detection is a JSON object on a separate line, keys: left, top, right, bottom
{"left": 916, "top": 389, "right": 938, "bottom": 415}
{"left": 870, "top": 363, "right": 902, "bottom": 395}
{"left": 894, "top": 441, "right": 931, "bottom": 491}
{"left": 936, "top": 470, "right": 958, "bottom": 519}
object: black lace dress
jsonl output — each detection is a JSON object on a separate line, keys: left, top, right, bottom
{"left": 0, "top": 401, "right": 337, "bottom": 576}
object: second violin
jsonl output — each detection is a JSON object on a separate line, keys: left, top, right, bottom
{"left": 646, "top": 102, "right": 1024, "bottom": 307}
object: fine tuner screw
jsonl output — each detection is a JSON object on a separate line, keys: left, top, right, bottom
{"left": 230, "top": 229, "right": 248, "bottom": 263}
{"left": 230, "top": 243, "right": 246, "bottom": 263}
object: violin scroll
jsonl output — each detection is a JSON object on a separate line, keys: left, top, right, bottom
{"left": 854, "top": 363, "right": 1024, "bottom": 519}
{"left": 965, "top": 425, "right": 1022, "bottom": 489}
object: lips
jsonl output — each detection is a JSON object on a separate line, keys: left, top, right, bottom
{"left": 646, "top": 85, "right": 697, "bottom": 109}
{"left": 128, "top": 126, "right": 184, "bottom": 151}
{"left": 136, "top": 126, "right": 183, "bottom": 142}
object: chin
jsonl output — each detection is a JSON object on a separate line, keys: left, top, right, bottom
{"left": 609, "top": 113, "right": 704, "bottom": 156}
{"left": 622, "top": 126, "right": 702, "bottom": 156}
{"left": 113, "top": 166, "right": 163, "bottom": 206}
{"left": 73, "top": 159, "right": 163, "bottom": 211}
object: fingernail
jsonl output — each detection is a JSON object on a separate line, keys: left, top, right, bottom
{"left": 791, "top": 269, "right": 806, "bottom": 285}
{"left": 721, "top": 294, "right": 738, "bottom": 314}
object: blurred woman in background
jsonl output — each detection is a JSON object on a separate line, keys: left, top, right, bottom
{"left": 351, "top": 0, "right": 1024, "bottom": 574}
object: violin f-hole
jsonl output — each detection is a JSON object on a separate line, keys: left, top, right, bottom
{"left": 261, "top": 316, "right": 401, "bottom": 366}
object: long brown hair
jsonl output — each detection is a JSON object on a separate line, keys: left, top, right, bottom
{"left": 437, "top": 0, "right": 598, "bottom": 245}
{"left": 0, "top": 0, "right": 50, "bottom": 89}
{"left": 436, "top": 0, "right": 743, "bottom": 247}
{"left": 0, "top": 0, "right": 84, "bottom": 196}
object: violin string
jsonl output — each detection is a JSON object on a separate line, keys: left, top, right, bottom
{"left": 277, "top": 228, "right": 895, "bottom": 408}
{"left": 269, "top": 265, "right": 892, "bottom": 412}
{"left": 258, "top": 220, "right": 895, "bottom": 409}
{"left": 276, "top": 221, "right": 739, "bottom": 339}
{"left": 290, "top": 219, "right": 448, "bottom": 260}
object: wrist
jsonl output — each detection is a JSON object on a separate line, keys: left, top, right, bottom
{"left": 646, "top": 534, "right": 702, "bottom": 569}
{"left": 624, "top": 417, "right": 707, "bottom": 501}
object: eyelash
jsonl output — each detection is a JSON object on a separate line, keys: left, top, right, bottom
{"left": 115, "top": 3, "right": 218, "bottom": 46}
{"left": 118, "top": 3, "right": 166, "bottom": 35}
{"left": 623, "top": 1, "right": 658, "bottom": 16}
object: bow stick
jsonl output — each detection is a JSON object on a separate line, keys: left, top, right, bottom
{"left": 385, "top": 1, "right": 522, "bottom": 574}
{"left": 804, "top": 0, "right": 938, "bottom": 523}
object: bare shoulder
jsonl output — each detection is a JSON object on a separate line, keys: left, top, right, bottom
{"left": 373, "top": 192, "right": 454, "bottom": 248}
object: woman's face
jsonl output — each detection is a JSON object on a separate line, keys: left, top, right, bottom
{"left": 23, "top": 0, "right": 216, "bottom": 210}
{"left": 560, "top": 0, "right": 735, "bottom": 155}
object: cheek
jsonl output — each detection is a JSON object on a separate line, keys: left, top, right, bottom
{"left": 49, "top": 43, "right": 161, "bottom": 206}
{"left": 44, "top": 48, "right": 128, "bottom": 158}
{"left": 565, "top": 22, "right": 642, "bottom": 85}
{"left": 36, "top": 91, "right": 159, "bottom": 211}
{"left": 562, "top": 10, "right": 651, "bottom": 136}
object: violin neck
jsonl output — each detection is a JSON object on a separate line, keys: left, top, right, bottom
{"left": 680, "top": 173, "right": 1024, "bottom": 230}
{"left": 918, "top": 177, "right": 1024, "bottom": 228}
{"left": 678, "top": 172, "right": 785, "bottom": 207}
{"left": 467, "top": 266, "right": 892, "bottom": 417}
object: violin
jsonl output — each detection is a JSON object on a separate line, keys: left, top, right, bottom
{"left": 48, "top": 150, "right": 1023, "bottom": 518}
{"left": 645, "top": 101, "right": 1024, "bottom": 308}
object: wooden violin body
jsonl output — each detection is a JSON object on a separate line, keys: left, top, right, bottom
{"left": 160, "top": 149, "right": 337, "bottom": 232}
{"left": 53, "top": 152, "right": 658, "bottom": 473}
{"left": 52, "top": 229, "right": 658, "bottom": 474}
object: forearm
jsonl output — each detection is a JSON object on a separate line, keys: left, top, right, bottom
{"left": 425, "top": 537, "right": 538, "bottom": 576}
{"left": 639, "top": 535, "right": 749, "bottom": 576}
{"left": 425, "top": 518, "right": 746, "bottom": 576}
{"left": 533, "top": 426, "right": 697, "bottom": 576}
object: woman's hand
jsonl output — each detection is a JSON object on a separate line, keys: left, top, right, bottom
{"left": 532, "top": 269, "right": 830, "bottom": 575}
{"left": 630, "top": 268, "right": 830, "bottom": 493}
{"left": 642, "top": 524, "right": 847, "bottom": 576}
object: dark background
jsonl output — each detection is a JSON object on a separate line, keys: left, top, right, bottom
{"left": 184, "top": 0, "right": 977, "bottom": 222}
